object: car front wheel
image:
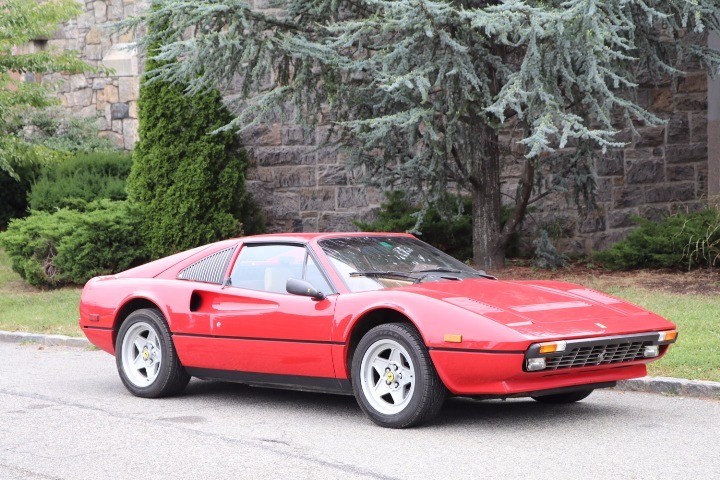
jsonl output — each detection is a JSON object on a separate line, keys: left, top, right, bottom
{"left": 351, "top": 323, "right": 445, "bottom": 428}
{"left": 115, "top": 308, "right": 190, "bottom": 398}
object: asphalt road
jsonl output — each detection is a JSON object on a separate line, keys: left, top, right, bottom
{"left": 0, "top": 342, "right": 718, "bottom": 480}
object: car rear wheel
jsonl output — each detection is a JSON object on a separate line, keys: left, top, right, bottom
{"left": 532, "top": 389, "right": 594, "bottom": 404}
{"left": 351, "top": 323, "right": 445, "bottom": 428}
{"left": 116, "top": 308, "right": 190, "bottom": 398}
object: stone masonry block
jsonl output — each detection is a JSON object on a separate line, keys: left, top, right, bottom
{"left": 337, "top": 187, "right": 369, "bottom": 209}
{"left": 273, "top": 166, "right": 316, "bottom": 188}
{"left": 666, "top": 113, "right": 689, "bottom": 145}
{"left": 665, "top": 144, "right": 707, "bottom": 164}
{"left": 625, "top": 159, "right": 665, "bottom": 184}
{"left": 110, "top": 102, "right": 129, "bottom": 119}
{"left": 298, "top": 187, "right": 336, "bottom": 211}
{"left": 254, "top": 147, "right": 316, "bottom": 167}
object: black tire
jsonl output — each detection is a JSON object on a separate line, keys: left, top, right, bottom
{"left": 115, "top": 308, "right": 190, "bottom": 398}
{"left": 351, "top": 323, "right": 446, "bottom": 428}
{"left": 532, "top": 389, "right": 594, "bottom": 404}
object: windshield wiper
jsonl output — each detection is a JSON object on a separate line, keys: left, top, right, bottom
{"left": 413, "top": 267, "right": 496, "bottom": 279}
{"left": 413, "top": 267, "right": 463, "bottom": 274}
{"left": 350, "top": 271, "right": 419, "bottom": 281}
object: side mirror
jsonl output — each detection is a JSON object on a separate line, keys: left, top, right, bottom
{"left": 286, "top": 278, "right": 326, "bottom": 301}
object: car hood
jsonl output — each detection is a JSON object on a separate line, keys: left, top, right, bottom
{"left": 397, "top": 278, "right": 671, "bottom": 339}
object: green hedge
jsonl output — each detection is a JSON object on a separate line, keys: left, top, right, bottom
{"left": 0, "top": 200, "right": 147, "bottom": 287}
{"left": 28, "top": 151, "right": 132, "bottom": 212}
{"left": 127, "top": 46, "right": 259, "bottom": 258}
{"left": 595, "top": 209, "right": 720, "bottom": 270}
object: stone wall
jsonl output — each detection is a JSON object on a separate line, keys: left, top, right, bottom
{"left": 36, "top": 0, "right": 142, "bottom": 150}
{"left": 503, "top": 72, "right": 710, "bottom": 254}
{"left": 39, "top": 2, "right": 716, "bottom": 255}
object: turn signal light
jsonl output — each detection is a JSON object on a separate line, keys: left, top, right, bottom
{"left": 538, "top": 341, "right": 567, "bottom": 354}
{"left": 658, "top": 330, "right": 678, "bottom": 342}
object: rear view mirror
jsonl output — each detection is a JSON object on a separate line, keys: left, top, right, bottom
{"left": 286, "top": 278, "right": 326, "bottom": 301}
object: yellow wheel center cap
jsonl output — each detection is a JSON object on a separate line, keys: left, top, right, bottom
{"left": 142, "top": 350, "right": 150, "bottom": 360}
{"left": 385, "top": 371, "right": 395, "bottom": 383}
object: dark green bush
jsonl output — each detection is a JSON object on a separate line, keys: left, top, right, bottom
{"left": 0, "top": 200, "right": 147, "bottom": 287}
{"left": 28, "top": 151, "right": 132, "bottom": 212}
{"left": 355, "top": 191, "right": 474, "bottom": 261}
{"left": 356, "top": 191, "right": 522, "bottom": 262}
{"left": 595, "top": 209, "right": 720, "bottom": 270}
{"left": 0, "top": 159, "right": 44, "bottom": 229}
{"left": 127, "top": 50, "right": 262, "bottom": 258}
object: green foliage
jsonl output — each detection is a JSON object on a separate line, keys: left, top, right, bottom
{"left": 19, "top": 107, "right": 117, "bottom": 153}
{"left": 0, "top": 109, "right": 120, "bottom": 229}
{"left": 0, "top": 200, "right": 147, "bottom": 287}
{"left": 28, "top": 151, "right": 132, "bottom": 212}
{"left": 595, "top": 210, "right": 720, "bottom": 270}
{"left": 356, "top": 191, "right": 473, "bottom": 261}
{"left": 0, "top": 141, "right": 67, "bottom": 228}
{"left": 0, "top": 158, "right": 42, "bottom": 229}
{"left": 1, "top": 0, "right": 95, "bottom": 178}
{"left": 356, "top": 191, "right": 524, "bottom": 262}
{"left": 127, "top": 48, "right": 259, "bottom": 258}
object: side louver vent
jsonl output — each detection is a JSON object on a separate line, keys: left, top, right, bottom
{"left": 177, "top": 247, "right": 236, "bottom": 285}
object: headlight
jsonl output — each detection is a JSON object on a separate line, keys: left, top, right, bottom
{"left": 643, "top": 345, "right": 660, "bottom": 357}
{"left": 526, "top": 358, "right": 547, "bottom": 371}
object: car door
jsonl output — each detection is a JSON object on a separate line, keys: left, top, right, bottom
{"left": 176, "top": 242, "right": 339, "bottom": 382}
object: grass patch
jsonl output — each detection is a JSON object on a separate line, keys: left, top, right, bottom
{"left": 0, "top": 249, "right": 81, "bottom": 336}
{"left": 600, "top": 285, "right": 720, "bottom": 383}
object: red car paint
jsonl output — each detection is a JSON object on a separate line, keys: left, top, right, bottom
{"left": 79, "top": 232, "right": 676, "bottom": 396}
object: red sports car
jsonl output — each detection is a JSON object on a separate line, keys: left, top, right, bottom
{"left": 80, "top": 233, "right": 677, "bottom": 428}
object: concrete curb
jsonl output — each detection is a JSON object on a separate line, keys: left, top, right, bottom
{"left": 0, "top": 330, "right": 90, "bottom": 348}
{"left": 0, "top": 331, "right": 718, "bottom": 399}
{"left": 616, "top": 376, "right": 720, "bottom": 400}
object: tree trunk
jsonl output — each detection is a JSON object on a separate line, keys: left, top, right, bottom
{"left": 471, "top": 123, "right": 504, "bottom": 270}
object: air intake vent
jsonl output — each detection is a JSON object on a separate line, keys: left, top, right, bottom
{"left": 177, "top": 247, "right": 236, "bottom": 285}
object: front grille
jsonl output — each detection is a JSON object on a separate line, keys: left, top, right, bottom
{"left": 544, "top": 340, "right": 650, "bottom": 370}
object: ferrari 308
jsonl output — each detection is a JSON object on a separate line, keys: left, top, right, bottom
{"left": 79, "top": 233, "right": 677, "bottom": 428}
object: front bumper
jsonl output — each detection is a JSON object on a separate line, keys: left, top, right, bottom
{"left": 430, "top": 331, "right": 676, "bottom": 396}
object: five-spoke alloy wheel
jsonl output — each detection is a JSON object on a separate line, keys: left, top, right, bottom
{"left": 115, "top": 308, "right": 189, "bottom": 398}
{"left": 352, "top": 323, "right": 445, "bottom": 428}
{"left": 121, "top": 321, "right": 163, "bottom": 387}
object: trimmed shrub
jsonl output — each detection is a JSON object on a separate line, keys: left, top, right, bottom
{"left": 28, "top": 151, "right": 132, "bottom": 212}
{"left": 595, "top": 209, "right": 720, "bottom": 270}
{"left": 0, "top": 200, "right": 147, "bottom": 287}
{"left": 127, "top": 48, "right": 261, "bottom": 258}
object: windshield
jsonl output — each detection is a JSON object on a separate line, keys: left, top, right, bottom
{"left": 318, "top": 236, "right": 485, "bottom": 292}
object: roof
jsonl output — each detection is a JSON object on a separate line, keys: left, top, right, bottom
{"left": 238, "top": 231, "right": 416, "bottom": 243}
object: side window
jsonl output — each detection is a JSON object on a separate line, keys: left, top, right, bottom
{"left": 177, "top": 246, "right": 236, "bottom": 284}
{"left": 230, "top": 244, "right": 333, "bottom": 294}
{"left": 230, "top": 244, "right": 305, "bottom": 293}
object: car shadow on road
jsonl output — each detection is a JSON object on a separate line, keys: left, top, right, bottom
{"left": 181, "top": 379, "right": 627, "bottom": 429}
